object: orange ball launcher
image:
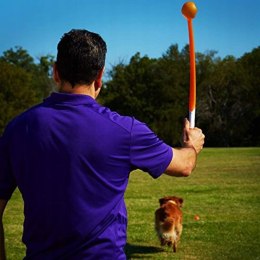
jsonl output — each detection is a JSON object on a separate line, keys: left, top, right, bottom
{"left": 182, "top": 2, "right": 198, "bottom": 128}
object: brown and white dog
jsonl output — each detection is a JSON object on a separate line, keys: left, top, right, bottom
{"left": 155, "top": 196, "right": 184, "bottom": 252}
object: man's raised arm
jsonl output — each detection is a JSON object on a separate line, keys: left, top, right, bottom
{"left": 165, "top": 118, "right": 205, "bottom": 177}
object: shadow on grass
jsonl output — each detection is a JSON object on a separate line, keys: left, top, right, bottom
{"left": 125, "top": 243, "right": 164, "bottom": 259}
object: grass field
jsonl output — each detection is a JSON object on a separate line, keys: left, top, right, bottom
{"left": 3, "top": 148, "right": 260, "bottom": 259}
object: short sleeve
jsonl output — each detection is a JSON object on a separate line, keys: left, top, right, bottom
{"left": 0, "top": 130, "right": 17, "bottom": 200}
{"left": 130, "top": 119, "right": 173, "bottom": 178}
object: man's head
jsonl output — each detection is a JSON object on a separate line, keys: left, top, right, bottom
{"left": 55, "top": 29, "right": 107, "bottom": 87}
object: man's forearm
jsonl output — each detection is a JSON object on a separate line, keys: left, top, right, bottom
{"left": 165, "top": 147, "right": 197, "bottom": 177}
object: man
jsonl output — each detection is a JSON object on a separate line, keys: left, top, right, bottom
{"left": 0, "top": 29, "right": 205, "bottom": 259}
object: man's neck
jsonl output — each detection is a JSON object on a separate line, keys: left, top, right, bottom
{"left": 58, "top": 82, "right": 96, "bottom": 99}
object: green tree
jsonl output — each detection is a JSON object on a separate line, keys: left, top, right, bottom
{"left": 35, "top": 54, "right": 55, "bottom": 98}
{"left": 197, "top": 54, "right": 254, "bottom": 146}
{"left": 238, "top": 46, "right": 260, "bottom": 145}
{"left": 103, "top": 53, "right": 159, "bottom": 123}
{"left": 0, "top": 60, "right": 38, "bottom": 133}
{"left": 0, "top": 47, "right": 54, "bottom": 134}
{"left": 0, "top": 46, "right": 35, "bottom": 71}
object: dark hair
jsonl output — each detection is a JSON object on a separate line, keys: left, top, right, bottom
{"left": 56, "top": 29, "right": 107, "bottom": 87}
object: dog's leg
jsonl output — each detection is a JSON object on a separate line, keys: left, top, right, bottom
{"left": 174, "top": 224, "right": 182, "bottom": 252}
{"left": 176, "top": 224, "right": 183, "bottom": 243}
{"left": 173, "top": 241, "right": 177, "bottom": 252}
{"left": 160, "top": 237, "right": 166, "bottom": 246}
{"left": 178, "top": 224, "right": 183, "bottom": 240}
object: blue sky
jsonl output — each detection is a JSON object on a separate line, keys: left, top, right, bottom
{"left": 0, "top": 0, "right": 259, "bottom": 72}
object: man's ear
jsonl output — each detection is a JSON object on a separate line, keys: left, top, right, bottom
{"left": 53, "top": 63, "right": 61, "bottom": 84}
{"left": 94, "top": 68, "right": 105, "bottom": 90}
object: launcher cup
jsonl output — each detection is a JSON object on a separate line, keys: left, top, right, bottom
{"left": 182, "top": 2, "right": 197, "bottom": 128}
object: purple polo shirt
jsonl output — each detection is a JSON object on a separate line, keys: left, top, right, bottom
{"left": 0, "top": 92, "right": 173, "bottom": 259}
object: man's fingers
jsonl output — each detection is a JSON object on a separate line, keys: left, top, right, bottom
{"left": 184, "top": 118, "right": 190, "bottom": 130}
{"left": 182, "top": 118, "right": 189, "bottom": 143}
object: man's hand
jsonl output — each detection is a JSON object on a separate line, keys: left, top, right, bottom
{"left": 182, "top": 118, "right": 205, "bottom": 154}
{"left": 165, "top": 118, "right": 205, "bottom": 177}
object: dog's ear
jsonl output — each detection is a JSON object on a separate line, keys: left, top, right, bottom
{"left": 159, "top": 198, "right": 165, "bottom": 206}
{"left": 178, "top": 197, "right": 184, "bottom": 207}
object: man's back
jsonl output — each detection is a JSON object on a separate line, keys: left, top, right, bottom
{"left": 2, "top": 92, "right": 171, "bottom": 258}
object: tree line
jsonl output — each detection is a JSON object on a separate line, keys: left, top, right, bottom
{"left": 0, "top": 47, "right": 54, "bottom": 134}
{"left": 0, "top": 45, "right": 259, "bottom": 147}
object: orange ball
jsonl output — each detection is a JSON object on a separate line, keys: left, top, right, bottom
{"left": 194, "top": 215, "right": 200, "bottom": 221}
{"left": 182, "top": 2, "right": 198, "bottom": 19}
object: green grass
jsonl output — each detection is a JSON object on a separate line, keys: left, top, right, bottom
{"left": 3, "top": 189, "right": 25, "bottom": 259}
{"left": 3, "top": 148, "right": 260, "bottom": 259}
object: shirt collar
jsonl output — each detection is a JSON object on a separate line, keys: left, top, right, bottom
{"left": 44, "top": 92, "right": 98, "bottom": 106}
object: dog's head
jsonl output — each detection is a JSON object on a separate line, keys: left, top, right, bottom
{"left": 159, "top": 196, "right": 184, "bottom": 208}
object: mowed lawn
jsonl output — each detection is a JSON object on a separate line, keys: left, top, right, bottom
{"left": 3, "top": 148, "right": 260, "bottom": 259}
